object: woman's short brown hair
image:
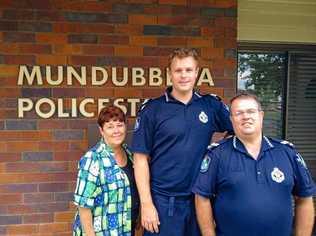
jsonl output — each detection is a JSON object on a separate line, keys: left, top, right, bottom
{"left": 97, "top": 105, "right": 126, "bottom": 128}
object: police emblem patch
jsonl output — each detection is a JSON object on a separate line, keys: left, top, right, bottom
{"left": 134, "top": 117, "right": 140, "bottom": 131}
{"left": 200, "top": 155, "right": 211, "bottom": 173}
{"left": 199, "top": 111, "right": 208, "bottom": 123}
{"left": 271, "top": 167, "right": 285, "bottom": 183}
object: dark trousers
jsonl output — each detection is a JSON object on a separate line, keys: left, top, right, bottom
{"left": 144, "top": 193, "right": 201, "bottom": 236}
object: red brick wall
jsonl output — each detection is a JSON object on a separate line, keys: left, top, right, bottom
{"left": 0, "top": 0, "right": 237, "bottom": 235}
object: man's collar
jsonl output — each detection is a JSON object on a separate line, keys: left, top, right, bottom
{"left": 164, "top": 86, "right": 201, "bottom": 103}
{"left": 233, "top": 135, "right": 274, "bottom": 154}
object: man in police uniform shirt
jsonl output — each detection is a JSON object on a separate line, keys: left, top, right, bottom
{"left": 193, "top": 92, "right": 316, "bottom": 236}
{"left": 131, "top": 48, "right": 233, "bottom": 236}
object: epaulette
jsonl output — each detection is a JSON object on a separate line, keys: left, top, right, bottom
{"left": 207, "top": 142, "right": 220, "bottom": 151}
{"left": 139, "top": 98, "right": 152, "bottom": 111}
{"left": 280, "top": 140, "right": 295, "bottom": 148}
{"left": 208, "top": 93, "right": 222, "bottom": 101}
{"left": 207, "top": 138, "right": 228, "bottom": 151}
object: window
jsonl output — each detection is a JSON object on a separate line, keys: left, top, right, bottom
{"left": 238, "top": 44, "right": 316, "bottom": 160}
{"left": 238, "top": 52, "right": 286, "bottom": 139}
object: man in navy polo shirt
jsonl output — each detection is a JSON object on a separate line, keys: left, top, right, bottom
{"left": 193, "top": 92, "right": 316, "bottom": 236}
{"left": 131, "top": 48, "right": 233, "bottom": 236}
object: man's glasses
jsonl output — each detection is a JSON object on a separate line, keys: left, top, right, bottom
{"left": 231, "top": 108, "right": 261, "bottom": 117}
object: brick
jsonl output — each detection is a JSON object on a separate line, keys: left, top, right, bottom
{"left": 53, "top": 44, "right": 81, "bottom": 54}
{"left": 144, "top": 47, "right": 174, "bottom": 56}
{"left": 22, "top": 152, "right": 53, "bottom": 161}
{"left": 97, "top": 56, "right": 129, "bottom": 66}
{"left": 19, "top": 44, "right": 52, "bottom": 54}
{"left": 68, "top": 120, "right": 93, "bottom": 129}
{"left": 157, "top": 36, "right": 186, "bottom": 46}
{"left": 2, "top": 9, "right": 34, "bottom": 20}
{"left": 187, "top": 37, "right": 212, "bottom": 47}
{"left": 50, "top": 172, "right": 77, "bottom": 182}
{"left": 0, "top": 193, "right": 22, "bottom": 205}
{"left": 52, "top": 88, "right": 85, "bottom": 98}
{"left": 128, "top": 56, "right": 159, "bottom": 67}
{"left": 69, "top": 55, "right": 98, "bottom": 65}
{"left": 214, "top": 0, "right": 237, "bottom": 8}
{"left": 81, "top": 45, "right": 114, "bottom": 56}
{"left": 38, "top": 120, "right": 68, "bottom": 129}
{"left": 101, "top": 13, "right": 129, "bottom": 24}
{"left": 144, "top": 25, "right": 171, "bottom": 35}
{"left": 54, "top": 211, "right": 74, "bottom": 222}
{"left": 201, "top": 47, "right": 224, "bottom": 59}
{"left": 201, "top": 7, "right": 224, "bottom": 17}
{"left": 214, "top": 37, "right": 236, "bottom": 48}
{"left": 0, "top": 20, "right": 18, "bottom": 31}
{"left": 4, "top": 55, "right": 35, "bottom": 64}
{"left": 37, "top": 202, "right": 70, "bottom": 213}
{"left": 171, "top": 26, "right": 200, "bottom": 36}
{"left": 24, "top": 193, "right": 54, "bottom": 203}
{"left": 36, "top": 33, "right": 67, "bottom": 44}
{"left": 7, "top": 224, "right": 38, "bottom": 234}
{"left": 99, "top": 35, "right": 129, "bottom": 45}
{"left": 0, "top": 183, "right": 37, "bottom": 193}
{"left": 53, "top": 130, "right": 84, "bottom": 140}
{"left": 142, "top": 88, "right": 165, "bottom": 98}
{"left": 144, "top": 5, "right": 173, "bottom": 15}
{"left": 215, "top": 16, "right": 236, "bottom": 29}
{"left": 35, "top": 10, "right": 63, "bottom": 21}
{"left": 0, "top": 215, "right": 22, "bottom": 225}
{"left": 130, "top": 36, "right": 157, "bottom": 46}
{"left": 19, "top": 162, "right": 68, "bottom": 173}
{"left": 38, "top": 222, "right": 70, "bottom": 233}
{"left": 21, "top": 88, "right": 51, "bottom": 97}
{"left": 0, "top": 225, "right": 6, "bottom": 234}
{"left": 53, "top": 22, "right": 114, "bottom": 34}
{"left": 17, "top": 21, "right": 52, "bottom": 32}
{"left": 172, "top": 5, "right": 200, "bottom": 15}
{"left": 225, "top": 49, "right": 236, "bottom": 59}
{"left": 0, "top": 131, "right": 51, "bottom": 141}
{"left": 0, "top": 43, "right": 19, "bottom": 53}
{"left": 39, "top": 141, "right": 69, "bottom": 151}
{"left": 115, "top": 25, "right": 142, "bottom": 35}
{"left": 129, "top": 14, "right": 157, "bottom": 24}
{"left": 63, "top": 12, "right": 101, "bottom": 22}
{"left": 0, "top": 87, "right": 21, "bottom": 98}
{"left": 7, "top": 204, "right": 37, "bottom": 214}
{"left": 36, "top": 55, "right": 67, "bottom": 65}
{"left": 0, "top": 152, "right": 21, "bottom": 163}
{"left": 3, "top": 32, "right": 35, "bottom": 43}
{"left": 5, "top": 120, "right": 37, "bottom": 130}
{"left": 68, "top": 34, "right": 98, "bottom": 44}
{"left": 69, "top": 140, "right": 88, "bottom": 151}
{"left": 225, "top": 7, "right": 237, "bottom": 17}
{"left": 115, "top": 46, "right": 143, "bottom": 57}
{"left": 159, "top": 0, "right": 187, "bottom": 5}
{"left": 114, "top": 88, "right": 142, "bottom": 98}
{"left": 54, "top": 151, "right": 83, "bottom": 161}
{"left": 188, "top": 0, "right": 216, "bottom": 6}
{"left": 55, "top": 192, "right": 73, "bottom": 201}
{"left": 6, "top": 141, "right": 39, "bottom": 152}
{"left": 112, "top": 3, "right": 144, "bottom": 14}
{"left": 23, "top": 213, "right": 53, "bottom": 224}
{"left": 54, "top": 1, "right": 111, "bottom": 12}
{"left": 0, "top": 65, "right": 19, "bottom": 77}
{"left": 214, "top": 79, "right": 235, "bottom": 88}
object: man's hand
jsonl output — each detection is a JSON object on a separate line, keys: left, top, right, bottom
{"left": 141, "top": 202, "right": 160, "bottom": 233}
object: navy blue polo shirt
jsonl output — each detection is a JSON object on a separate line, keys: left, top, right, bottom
{"left": 131, "top": 87, "right": 233, "bottom": 197}
{"left": 193, "top": 136, "right": 316, "bottom": 236}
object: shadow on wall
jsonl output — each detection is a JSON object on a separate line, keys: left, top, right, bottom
{"left": 88, "top": 124, "right": 133, "bottom": 149}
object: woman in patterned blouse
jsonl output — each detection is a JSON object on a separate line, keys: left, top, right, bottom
{"left": 73, "top": 105, "right": 139, "bottom": 236}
